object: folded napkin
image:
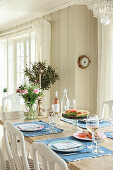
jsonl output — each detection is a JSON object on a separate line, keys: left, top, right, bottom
{"left": 105, "top": 131, "right": 113, "bottom": 139}
{"left": 53, "top": 141, "right": 81, "bottom": 150}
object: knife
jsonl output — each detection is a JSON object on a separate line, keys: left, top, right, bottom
{"left": 62, "top": 151, "right": 90, "bottom": 156}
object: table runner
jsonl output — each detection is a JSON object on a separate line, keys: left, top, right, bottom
{"left": 14, "top": 120, "right": 63, "bottom": 137}
{"left": 61, "top": 117, "right": 112, "bottom": 129}
{"left": 36, "top": 136, "right": 113, "bottom": 162}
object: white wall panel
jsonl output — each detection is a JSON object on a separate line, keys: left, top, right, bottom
{"left": 48, "top": 5, "right": 98, "bottom": 113}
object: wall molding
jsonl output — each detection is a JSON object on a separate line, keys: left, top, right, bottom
{"left": 0, "top": 0, "right": 88, "bottom": 33}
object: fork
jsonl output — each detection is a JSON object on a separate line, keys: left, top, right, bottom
{"left": 61, "top": 151, "right": 90, "bottom": 156}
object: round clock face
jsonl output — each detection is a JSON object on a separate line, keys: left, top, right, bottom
{"left": 78, "top": 55, "right": 90, "bottom": 69}
{"left": 81, "top": 57, "right": 89, "bottom": 67}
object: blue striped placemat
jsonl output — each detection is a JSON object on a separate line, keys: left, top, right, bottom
{"left": 36, "top": 136, "right": 113, "bottom": 162}
{"left": 61, "top": 117, "right": 112, "bottom": 129}
{"left": 14, "top": 120, "right": 63, "bottom": 137}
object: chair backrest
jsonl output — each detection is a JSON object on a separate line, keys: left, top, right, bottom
{"left": 101, "top": 100, "right": 113, "bottom": 120}
{"left": 2, "top": 93, "right": 24, "bottom": 112}
{"left": 3, "top": 122, "right": 30, "bottom": 170}
{"left": 0, "top": 146, "right": 6, "bottom": 170}
{"left": 32, "top": 142, "right": 68, "bottom": 170}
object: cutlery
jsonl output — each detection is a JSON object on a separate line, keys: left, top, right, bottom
{"left": 62, "top": 151, "right": 90, "bottom": 156}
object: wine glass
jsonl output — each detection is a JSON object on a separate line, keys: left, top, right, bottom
{"left": 86, "top": 116, "right": 99, "bottom": 149}
{"left": 47, "top": 105, "right": 57, "bottom": 133}
{"left": 48, "top": 112, "right": 57, "bottom": 133}
{"left": 69, "top": 99, "right": 76, "bottom": 109}
{"left": 93, "top": 130, "right": 105, "bottom": 154}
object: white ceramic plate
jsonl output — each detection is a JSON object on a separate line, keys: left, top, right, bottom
{"left": 48, "top": 139, "right": 86, "bottom": 152}
{"left": 73, "top": 131, "right": 107, "bottom": 141}
{"left": 73, "top": 132, "right": 92, "bottom": 141}
{"left": 79, "top": 117, "right": 102, "bottom": 123}
{"left": 17, "top": 123, "right": 44, "bottom": 131}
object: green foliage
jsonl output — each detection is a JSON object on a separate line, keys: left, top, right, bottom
{"left": 24, "top": 61, "right": 60, "bottom": 90}
{"left": 3, "top": 88, "right": 7, "bottom": 92}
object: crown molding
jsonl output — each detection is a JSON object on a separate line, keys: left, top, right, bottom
{"left": 0, "top": 0, "right": 88, "bottom": 32}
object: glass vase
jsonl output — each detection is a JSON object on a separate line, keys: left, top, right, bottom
{"left": 24, "top": 102, "right": 37, "bottom": 119}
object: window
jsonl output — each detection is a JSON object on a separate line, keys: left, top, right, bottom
{"left": 16, "top": 38, "right": 29, "bottom": 87}
{"left": 15, "top": 32, "right": 35, "bottom": 88}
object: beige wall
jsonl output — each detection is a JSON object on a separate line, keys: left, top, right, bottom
{"left": 45, "top": 5, "right": 98, "bottom": 113}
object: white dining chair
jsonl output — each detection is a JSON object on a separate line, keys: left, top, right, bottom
{"left": 2, "top": 93, "right": 24, "bottom": 112}
{"left": 3, "top": 122, "right": 34, "bottom": 170}
{"left": 32, "top": 142, "right": 69, "bottom": 170}
{"left": 0, "top": 145, "right": 9, "bottom": 170}
{"left": 2, "top": 93, "right": 25, "bottom": 120}
{"left": 101, "top": 100, "right": 113, "bottom": 120}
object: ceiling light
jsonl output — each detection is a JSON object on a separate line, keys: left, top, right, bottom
{"left": 87, "top": 0, "right": 113, "bottom": 25}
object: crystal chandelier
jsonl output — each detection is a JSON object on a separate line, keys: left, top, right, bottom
{"left": 87, "top": 0, "right": 113, "bottom": 25}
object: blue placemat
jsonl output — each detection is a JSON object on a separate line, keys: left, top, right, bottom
{"left": 36, "top": 136, "right": 113, "bottom": 162}
{"left": 105, "top": 131, "right": 113, "bottom": 139}
{"left": 60, "top": 118, "right": 76, "bottom": 124}
{"left": 14, "top": 120, "right": 63, "bottom": 137}
{"left": 77, "top": 121, "right": 112, "bottom": 129}
{"left": 61, "top": 118, "right": 112, "bottom": 129}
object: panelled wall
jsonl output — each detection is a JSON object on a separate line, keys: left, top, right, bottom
{"left": 45, "top": 5, "right": 98, "bottom": 113}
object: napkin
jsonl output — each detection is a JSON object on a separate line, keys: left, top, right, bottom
{"left": 53, "top": 141, "right": 81, "bottom": 150}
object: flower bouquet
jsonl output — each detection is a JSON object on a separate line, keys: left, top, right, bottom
{"left": 16, "top": 82, "right": 44, "bottom": 119}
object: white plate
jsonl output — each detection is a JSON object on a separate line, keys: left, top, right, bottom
{"left": 48, "top": 139, "right": 86, "bottom": 152}
{"left": 79, "top": 117, "right": 102, "bottom": 123}
{"left": 73, "top": 132, "right": 92, "bottom": 141}
{"left": 17, "top": 123, "right": 44, "bottom": 131}
{"left": 73, "top": 131, "right": 107, "bottom": 141}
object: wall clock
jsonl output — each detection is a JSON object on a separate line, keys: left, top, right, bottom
{"left": 78, "top": 55, "right": 91, "bottom": 69}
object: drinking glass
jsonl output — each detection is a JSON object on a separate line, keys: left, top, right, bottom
{"left": 48, "top": 111, "right": 57, "bottom": 133}
{"left": 86, "top": 116, "right": 99, "bottom": 149}
{"left": 69, "top": 99, "right": 76, "bottom": 109}
{"left": 93, "top": 130, "right": 104, "bottom": 154}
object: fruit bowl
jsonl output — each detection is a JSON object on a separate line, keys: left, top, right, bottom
{"left": 62, "top": 109, "right": 90, "bottom": 119}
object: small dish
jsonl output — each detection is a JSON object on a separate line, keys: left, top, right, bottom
{"left": 73, "top": 131, "right": 107, "bottom": 141}
{"left": 73, "top": 131, "right": 92, "bottom": 141}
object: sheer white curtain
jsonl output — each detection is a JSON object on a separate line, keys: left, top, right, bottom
{"left": 0, "top": 32, "right": 36, "bottom": 112}
{"left": 97, "top": 22, "right": 113, "bottom": 116}
{"left": 0, "top": 40, "right": 7, "bottom": 111}
{"left": 33, "top": 20, "right": 51, "bottom": 64}
{"left": 33, "top": 20, "right": 51, "bottom": 108}
{"left": 0, "top": 39, "right": 16, "bottom": 112}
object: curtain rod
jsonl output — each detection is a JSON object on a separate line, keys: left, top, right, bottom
{"left": 0, "top": 18, "right": 51, "bottom": 37}
{"left": 0, "top": 26, "right": 33, "bottom": 38}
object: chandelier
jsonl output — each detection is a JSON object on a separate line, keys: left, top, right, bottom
{"left": 87, "top": 0, "right": 113, "bottom": 25}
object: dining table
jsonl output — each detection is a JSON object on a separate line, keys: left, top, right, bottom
{"left": 0, "top": 112, "right": 113, "bottom": 170}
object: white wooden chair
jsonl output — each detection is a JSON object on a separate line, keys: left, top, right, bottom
{"left": 0, "top": 147, "right": 9, "bottom": 170}
{"left": 2, "top": 93, "right": 24, "bottom": 119}
{"left": 2, "top": 93, "right": 24, "bottom": 112}
{"left": 101, "top": 100, "right": 113, "bottom": 120}
{"left": 32, "top": 142, "right": 69, "bottom": 170}
{"left": 3, "top": 122, "right": 34, "bottom": 170}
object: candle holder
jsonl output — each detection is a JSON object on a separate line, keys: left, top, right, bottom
{"left": 37, "top": 68, "right": 45, "bottom": 116}
{"left": 37, "top": 98, "right": 45, "bottom": 116}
